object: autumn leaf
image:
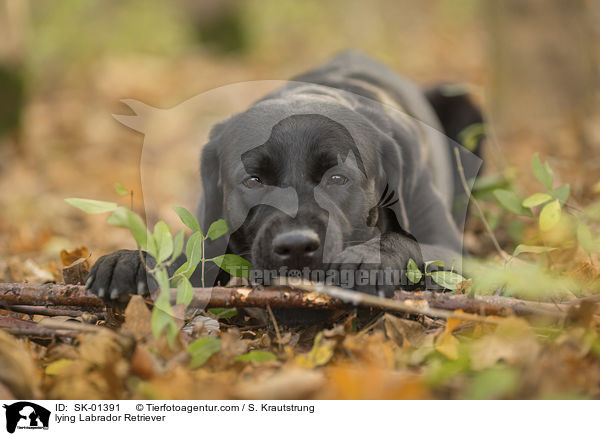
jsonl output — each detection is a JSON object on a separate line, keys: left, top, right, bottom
{"left": 539, "top": 199, "right": 561, "bottom": 232}
{"left": 296, "top": 332, "right": 336, "bottom": 368}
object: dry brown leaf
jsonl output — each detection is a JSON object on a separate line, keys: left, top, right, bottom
{"left": 48, "top": 331, "right": 130, "bottom": 399}
{"left": 213, "top": 328, "right": 249, "bottom": 368}
{"left": 60, "top": 246, "right": 90, "bottom": 267}
{"left": 130, "top": 345, "right": 158, "bottom": 379}
{"left": 0, "top": 331, "right": 41, "bottom": 399}
{"left": 343, "top": 331, "right": 396, "bottom": 368}
{"left": 470, "top": 317, "right": 541, "bottom": 370}
{"left": 383, "top": 314, "right": 427, "bottom": 347}
{"left": 122, "top": 295, "right": 153, "bottom": 341}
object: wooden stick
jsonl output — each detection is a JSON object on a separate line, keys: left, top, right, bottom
{"left": 0, "top": 282, "right": 574, "bottom": 323}
{"left": 4, "top": 305, "right": 105, "bottom": 319}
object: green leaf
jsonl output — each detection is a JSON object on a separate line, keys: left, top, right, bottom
{"left": 188, "top": 337, "right": 221, "bottom": 369}
{"left": 406, "top": 258, "right": 422, "bottom": 284}
{"left": 539, "top": 199, "right": 561, "bottom": 232}
{"left": 425, "top": 260, "right": 445, "bottom": 270}
{"left": 513, "top": 244, "right": 557, "bottom": 257}
{"left": 235, "top": 350, "right": 277, "bottom": 364}
{"left": 154, "top": 268, "right": 170, "bottom": 293}
{"left": 522, "top": 193, "right": 552, "bottom": 208}
{"left": 114, "top": 182, "right": 130, "bottom": 196}
{"left": 466, "top": 366, "right": 518, "bottom": 400}
{"left": 209, "top": 308, "right": 238, "bottom": 319}
{"left": 176, "top": 276, "right": 193, "bottom": 306}
{"left": 153, "top": 221, "right": 173, "bottom": 262}
{"left": 171, "top": 229, "right": 185, "bottom": 262}
{"left": 492, "top": 190, "right": 531, "bottom": 216}
{"left": 206, "top": 219, "right": 228, "bottom": 241}
{"left": 554, "top": 184, "right": 570, "bottom": 204}
{"left": 184, "top": 232, "right": 204, "bottom": 275}
{"left": 430, "top": 271, "right": 467, "bottom": 291}
{"left": 173, "top": 261, "right": 190, "bottom": 280}
{"left": 107, "top": 207, "right": 155, "bottom": 254}
{"left": 532, "top": 153, "right": 554, "bottom": 189}
{"left": 172, "top": 206, "right": 201, "bottom": 233}
{"left": 577, "top": 223, "right": 597, "bottom": 254}
{"left": 151, "top": 291, "right": 176, "bottom": 344}
{"left": 65, "top": 198, "right": 118, "bottom": 214}
{"left": 211, "top": 254, "right": 251, "bottom": 278}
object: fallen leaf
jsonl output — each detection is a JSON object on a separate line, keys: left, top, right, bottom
{"left": 470, "top": 317, "right": 541, "bottom": 370}
{"left": 60, "top": 246, "right": 90, "bottom": 267}
{"left": 0, "top": 330, "right": 41, "bottom": 398}
{"left": 296, "top": 332, "right": 336, "bottom": 368}
{"left": 235, "top": 350, "right": 277, "bottom": 364}
{"left": 123, "top": 295, "right": 152, "bottom": 341}
{"left": 45, "top": 359, "right": 74, "bottom": 375}
{"left": 383, "top": 314, "right": 426, "bottom": 347}
{"left": 130, "top": 345, "right": 157, "bottom": 379}
{"left": 434, "top": 311, "right": 469, "bottom": 360}
{"left": 188, "top": 337, "right": 221, "bottom": 369}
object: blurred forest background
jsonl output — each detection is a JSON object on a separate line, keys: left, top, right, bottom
{"left": 1, "top": 0, "right": 599, "bottom": 278}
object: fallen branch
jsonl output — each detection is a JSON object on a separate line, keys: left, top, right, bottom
{"left": 0, "top": 315, "right": 79, "bottom": 339}
{"left": 4, "top": 305, "right": 105, "bottom": 319}
{"left": 0, "top": 282, "right": 579, "bottom": 324}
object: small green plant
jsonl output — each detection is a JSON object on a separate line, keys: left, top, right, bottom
{"left": 406, "top": 258, "right": 467, "bottom": 291}
{"left": 493, "top": 153, "right": 570, "bottom": 232}
{"left": 491, "top": 152, "right": 600, "bottom": 258}
{"left": 465, "top": 152, "right": 600, "bottom": 299}
{"left": 65, "top": 183, "right": 251, "bottom": 347}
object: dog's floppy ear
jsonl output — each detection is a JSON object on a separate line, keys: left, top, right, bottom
{"left": 197, "top": 122, "right": 226, "bottom": 233}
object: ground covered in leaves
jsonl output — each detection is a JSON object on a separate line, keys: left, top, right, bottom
{"left": 2, "top": 282, "right": 600, "bottom": 400}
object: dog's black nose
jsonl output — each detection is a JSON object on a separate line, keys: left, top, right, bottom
{"left": 273, "top": 229, "right": 320, "bottom": 262}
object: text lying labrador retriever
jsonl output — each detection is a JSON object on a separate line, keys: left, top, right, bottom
{"left": 86, "top": 51, "right": 483, "bottom": 307}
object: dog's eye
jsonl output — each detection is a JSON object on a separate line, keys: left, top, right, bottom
{"left": 327, "top": 174, "right": 348, "bottom": 185}
{"left": 242, "top": 176, "right": 263, "bottom": 189}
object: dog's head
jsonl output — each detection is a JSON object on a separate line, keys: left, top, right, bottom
{"left": 197, "top": 88, "right": 425, "bottom": 281}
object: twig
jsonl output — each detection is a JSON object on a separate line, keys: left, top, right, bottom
{"left": 0, "top": 282, "right": 573, "bottom": 323}
{"left": 453, "top": 147, "right": 511, "bottom": 261}
{"left": 37, "top": 318, "right": 106, "bottom": 333}
{"left": 0, "top": 314, "right": 80, "bottom": 339}
{"left": 266, "top": 303, "right": 283, "bottom": 352}
{"left": 4, "top": 305, "right": 104, "bottom": 319}
{"left": 3, "top": 327, "right": 79, "bottom": 339}
{"left": 291, "top": 280, "right": 499, "bottom": 324}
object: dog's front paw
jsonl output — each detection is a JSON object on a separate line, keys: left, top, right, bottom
{"left": 329, "top": 239, "right": 413, "bottom": 297}
{"left": 85, "top": 249, "right": 157, "bottom": 305}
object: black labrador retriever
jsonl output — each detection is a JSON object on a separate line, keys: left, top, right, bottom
{"left": 86, "top": 51, "right": 482, "bottom": 307}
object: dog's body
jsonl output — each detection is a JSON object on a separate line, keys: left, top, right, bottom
{"left": 86, "top": 52, "right": 482, "bottom": 308}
